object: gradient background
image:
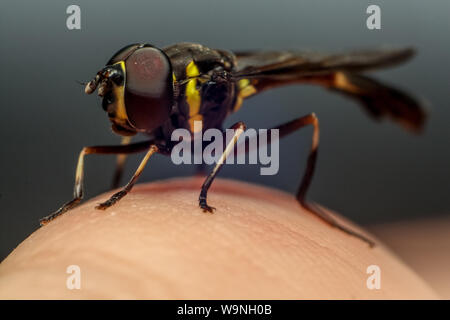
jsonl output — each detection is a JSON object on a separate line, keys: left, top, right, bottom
{"left": 1, "top": 0, "right": 449, "bottom": 260}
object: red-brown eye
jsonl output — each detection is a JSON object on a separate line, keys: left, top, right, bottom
{"left": 124, "top": 47, "right": 173, "bottom": 132}
{"left": 107, "top": 44, "right": 141, "bottom": 65}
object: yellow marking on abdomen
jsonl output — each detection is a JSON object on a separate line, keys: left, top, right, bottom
{"left": 334, "top": 72, "right": 362, "bottom": 94}
{"left": 233, "top": 79, "right": 257, "bottom": 112}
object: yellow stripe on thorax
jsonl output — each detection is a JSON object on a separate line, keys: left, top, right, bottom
{"left": 185, "top": 61, "right": 203, "bottom": 132}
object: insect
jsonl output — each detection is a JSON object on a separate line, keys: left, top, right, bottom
{"left": 39, "top": 42, "right": 426, "bottom": 246}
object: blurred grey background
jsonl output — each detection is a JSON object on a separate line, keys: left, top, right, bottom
{"left": 1, "top": 0, "right": 449, "bottom": 260}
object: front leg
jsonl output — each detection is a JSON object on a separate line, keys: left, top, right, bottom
{"left": 96, "top": 145, "right": 159, "bottom": 210}
{"left": 39, "top": 140, "right": 154, "bottom": 226}
{"left": 199, "top": 122, "right": 246, "bottom": 212}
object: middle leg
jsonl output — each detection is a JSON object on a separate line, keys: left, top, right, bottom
{"left": 111, "top": 136, "right": 133, "bottom": 189}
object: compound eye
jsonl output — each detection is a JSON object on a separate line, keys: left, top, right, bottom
{"left": 107, "top": 44, "right": 141, "bottom": 65}
{"left": 125, "top": 47, "right": 171, "bottom": 97}
{"left": 124, "top": 47, "right": 173, "bottom": 131}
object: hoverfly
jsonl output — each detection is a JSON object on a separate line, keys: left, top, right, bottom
{"left": 40, "top": 43, "right": 426, "bottom": 247}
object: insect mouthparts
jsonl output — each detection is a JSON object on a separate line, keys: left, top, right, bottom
{"left": 84, "top": 82, "right": 95, "bottom": 94}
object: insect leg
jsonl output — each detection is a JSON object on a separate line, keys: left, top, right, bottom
{"left": 111, "top": 136, "right": 132, "bottom": 189}
{"left": 271, "top": 113, "right": 374, "bottom": 247}
{"left": 39, "top": 140, "right": 155, "bottom": 226}
{"left": 199, "top": 122, "right": 246, "bottom": 212}
{"left": 96, "top": 145, "right": 159, "bottom": 210}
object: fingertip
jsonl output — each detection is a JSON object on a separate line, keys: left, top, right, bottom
{"left": 0, "top": 178, "right": 439, "bottom": 299}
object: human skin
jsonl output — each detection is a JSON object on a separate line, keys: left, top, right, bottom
{"left": 370, "top": 217, "right": 450, "bottom": 299}
{"left": 0, "top": 178, "right": 439, "bottom": 299}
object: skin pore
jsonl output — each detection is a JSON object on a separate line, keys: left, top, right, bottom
{"left": 0, "top": 178, "right": 439, "bottom": 299}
